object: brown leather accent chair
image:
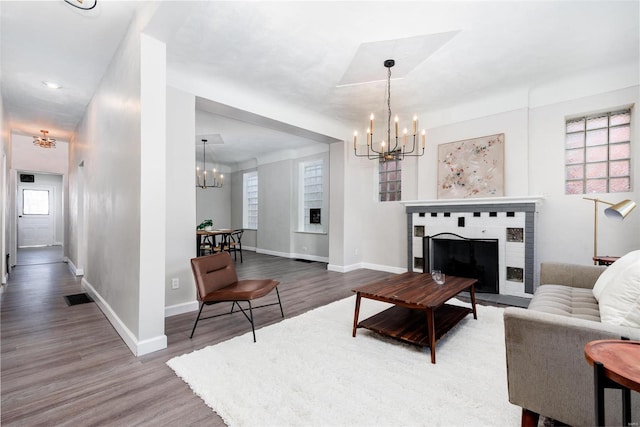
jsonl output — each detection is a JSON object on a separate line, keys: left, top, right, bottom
{"left": 190, "top": 252, "right": 284, "bottom": 341}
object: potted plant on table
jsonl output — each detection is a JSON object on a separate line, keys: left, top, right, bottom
{"left": 197, "top": 219, "right": 214, "bottom": 231}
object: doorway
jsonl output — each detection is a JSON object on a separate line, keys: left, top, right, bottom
{"left": 15, "top": 172, "right": 64, "bottom": 266}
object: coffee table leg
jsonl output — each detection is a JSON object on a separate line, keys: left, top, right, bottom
{"left": 427, "top": 308, "right": 436, "bottom": 364}
{"left": 470, "top": 283, "right": 477, "bottom": 320}
{"left": 352, "top": 292, "right": 361, "bottom": 337}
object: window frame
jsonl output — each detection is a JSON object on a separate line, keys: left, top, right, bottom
{"left": 298, "top": 159, "right": 324, "bottom": 233}
{"left": 22, "top": 189, "right": 50, "bottom": 215}
{"left": 564, "top": 108, "right": 632, "bottom": 195}
{"left": 378, "top": 156, "right": 402, "bottom": 202}
{"left": 243, "top": 171, "right": 258, "bottom": 230}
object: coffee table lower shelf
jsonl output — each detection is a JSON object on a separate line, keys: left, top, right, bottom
{"left": 357, "top": 304, "right": 472, "bottom": 347}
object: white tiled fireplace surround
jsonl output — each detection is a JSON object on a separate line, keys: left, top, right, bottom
{"left": 403, "top": 197, "right": 543, "bottom": 299}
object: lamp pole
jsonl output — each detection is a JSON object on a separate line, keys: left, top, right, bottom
{"left": 583, "top": 197, "right": 615, "bottom": 265}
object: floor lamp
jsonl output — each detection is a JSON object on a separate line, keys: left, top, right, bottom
{"left": 583, "top": 197, "right": 637, "bottom": 264}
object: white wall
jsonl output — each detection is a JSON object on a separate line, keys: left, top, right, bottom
{"left": 68, "top": 10, "right": 167, "bottom": 356}
{"left": 337, "top": 64, "right": 639, "bottom": 276}
{"left": 138, "top": 33, "right": 167, "bottom": 352}
{"left": 530, "top": 86, "right": 639, "bottom": 264}
{"left": 0, "top": 93, "right": 7, "bottom": 283}
{"left": 165, "top": 86, "right": 197, "bottom": 316}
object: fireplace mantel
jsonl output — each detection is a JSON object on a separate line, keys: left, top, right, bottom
{"left": 402, "top": 196, "right": 544, "bottom": 208}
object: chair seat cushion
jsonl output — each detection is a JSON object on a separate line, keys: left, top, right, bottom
{"left": 528, "top": 284, "right": 601, "bottom": 322}
{"left": 202, "top": 279, "right": 279, "bottom": 302}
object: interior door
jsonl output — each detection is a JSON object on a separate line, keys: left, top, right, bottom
{"left": 17, "top": 185, "right": 54, "bottom": 247}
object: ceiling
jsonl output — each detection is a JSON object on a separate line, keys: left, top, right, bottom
{"left": 2, "top": 1, "right": 638, "bottom": 165}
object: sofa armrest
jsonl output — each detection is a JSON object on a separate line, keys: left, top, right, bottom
{"left": 504, "top": 307, "right": 640, "bottom": 426}
{"left": 539, "top": 262, "right": 606, "bottom": 289}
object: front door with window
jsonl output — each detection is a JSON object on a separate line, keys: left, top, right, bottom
{"left": 18, "top": 186, "right": 54, "bottom": 247}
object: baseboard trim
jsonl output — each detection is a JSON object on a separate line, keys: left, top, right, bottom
{"left": 327, "top": 262, "right": 405, "bottom": 274}
{"left": 327, "top": 263, "right": 362, "bottom": 273}
{"left": 256, "top": 248, "right": 328, "bottom": 263}
{"left": 165, "top": 300, "right": 199, "bottom": 317}
{"left": 82, "top": 278, "right": 167, "bottom": 356}
{"left": 66, "top": 259, "right": 84, "bottom": 276}
{"left": 361, "top": 263, "right": 406, "bottom": 274}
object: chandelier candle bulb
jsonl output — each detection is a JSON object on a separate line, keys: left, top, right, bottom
{"left": 422, "top": 130, "right": 426, "bottom": 148}
{"left": 413, "top": 115, "right": 417, "bottom": 134}
{"left": 395, "top": 115, "right": 399, "bottom": 137}
{"left": 403, "top": 128, "right": 408, "bottom": 146}
{"left": 370, "top": 114, "right": 374, "bottom": 134}
{"left": 353, "top": 131, "right": 357, "bottom": 149}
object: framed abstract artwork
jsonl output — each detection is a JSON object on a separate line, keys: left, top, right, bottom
{"left": 437, "top": 133, "right": 505, "bottom": 199}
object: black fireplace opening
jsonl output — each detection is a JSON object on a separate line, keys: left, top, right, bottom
{"left": 423, "top": 233, "right": 499, "bottom": 294}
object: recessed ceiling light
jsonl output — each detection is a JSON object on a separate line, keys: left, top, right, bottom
{"left": 42, "top": 81, "right": 62, "bottom": 90}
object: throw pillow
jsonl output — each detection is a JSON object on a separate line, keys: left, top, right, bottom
{"left": 592, "top": 250, "right": 640, "bottom": 301}
{"left": 599, "top": 260, "right": 640, "bottom": 327}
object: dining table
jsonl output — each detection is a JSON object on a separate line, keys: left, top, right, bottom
{"left": 196, "top": 229, "right": 233, "bottom": 257}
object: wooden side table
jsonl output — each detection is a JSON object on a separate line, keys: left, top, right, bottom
{"left": 584, "top": 340, "right": 640, "bottom": 426}
{"left": 592, "top": 256, "right": 620, "bottom": 266}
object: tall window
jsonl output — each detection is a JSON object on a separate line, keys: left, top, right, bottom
{"left": 243, "top": 171, "right": 258, "bottom": 229}
{"left": 300, "top": 160, "right": 323, "bottom": 232}
{"left": 565, "top": 109, "right": 632, "bottom": 194}
{"left": 379, "top": 158, "right": 401, "bottom": 201}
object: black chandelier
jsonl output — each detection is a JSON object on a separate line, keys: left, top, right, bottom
{"left": 196, "top": 139, "right": 223, "bottom": 189}
{"left": 353, "top": 59, "right": 425, "bottom": 161}
{"left": 64, "top": 0, "right": 98, "bottom": 11}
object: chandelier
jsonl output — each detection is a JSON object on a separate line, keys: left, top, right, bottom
{"left": 64, "top": 0, "right": 98, "bottom": 10}
{"left": 353, "top": 59, "right": 425, "bottom": 161}
{"left": 196, "top": 139, "right": 223, "bottom": 189}
{"left": 33, "top": 130, "right": 56, "bottom": 149}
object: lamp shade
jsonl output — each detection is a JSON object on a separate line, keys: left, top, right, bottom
{"left": 604, "top": 199, "right": 637, "bottom": 220}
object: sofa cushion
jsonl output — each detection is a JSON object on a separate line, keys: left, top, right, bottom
{"left": 599, "top": 261, "right": 640, "bottom": 327}
{"left": 528, "top": 284, "right": 601, "bottom": 322}
{"left": 593, "top": 250, "right": 640, "bottom": 301}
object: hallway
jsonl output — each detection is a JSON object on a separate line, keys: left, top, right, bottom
{"left": 0, "top": 252, "right": 390, "bottom": 425}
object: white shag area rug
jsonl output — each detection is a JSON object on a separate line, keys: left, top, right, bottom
{"left": 167, "top": 296, "right": 520, "bottom": 426}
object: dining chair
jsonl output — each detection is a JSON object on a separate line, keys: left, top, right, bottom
{"left": 199, "top": 234, "right": 215, "bottom": 255}
{"left": 189, "top": 252, "right": 284, "bottom": 342}
{"left": 227, "top": 229, "right": 244, "bottom": 262}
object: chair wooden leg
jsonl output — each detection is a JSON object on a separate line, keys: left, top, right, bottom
{"left": 239, "top": 245, "right": 243, "bottom": 263}
{"left": 190, "top": 303, "right": 205, "bottom": 339}
{"left": 521, "top": 409, "right": 539, "bottom": 427}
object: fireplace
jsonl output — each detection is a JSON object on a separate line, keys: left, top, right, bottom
{"left": 423, "top": 233, "right": 499, "bottom": 293}
{"left": 404, "top": 197, "right": 542, "bottom": 297}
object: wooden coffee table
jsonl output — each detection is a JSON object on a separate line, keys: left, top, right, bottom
{"left": 352, "top": 272, "right": 477, "bottom": 364}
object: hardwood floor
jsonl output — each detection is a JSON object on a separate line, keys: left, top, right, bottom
{"left": 1, "top": 251, "right": 392, "bottom": 426}
{"left": 15, "top": 245, "right": 64, "bottom": 266}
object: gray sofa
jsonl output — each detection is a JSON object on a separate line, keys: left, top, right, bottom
{"left": 504, "top": 262, "right": 640, "bottom": 426}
